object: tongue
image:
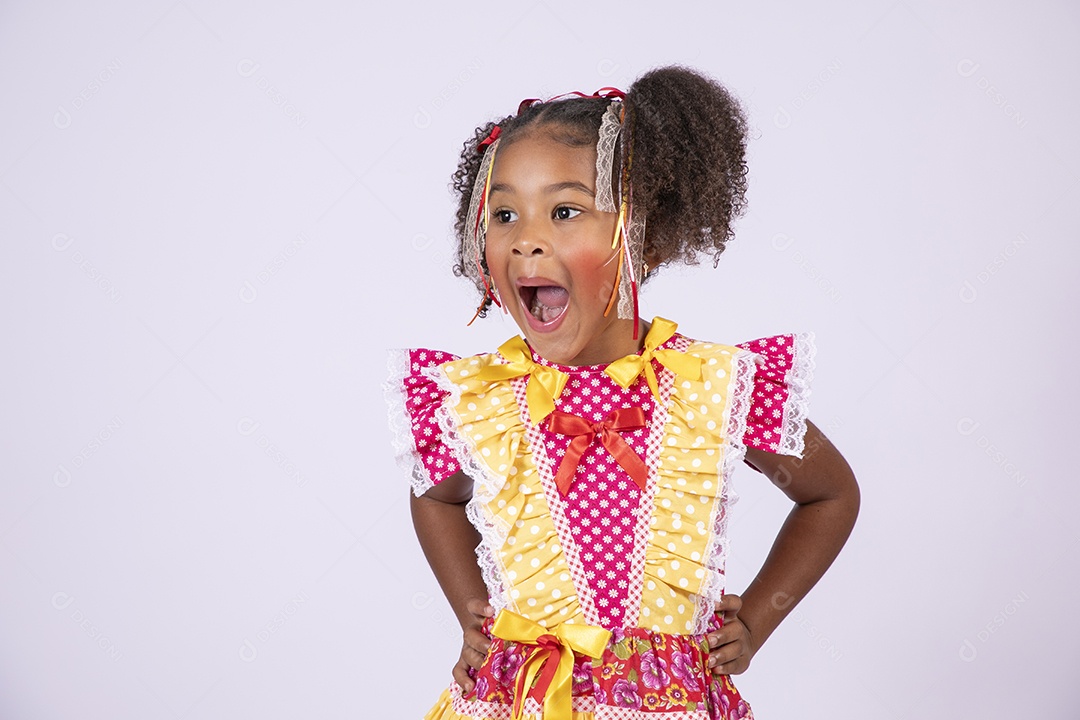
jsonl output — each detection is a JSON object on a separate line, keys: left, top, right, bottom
{"left": 536, "top": 286, "right": 568, "bottom": 308}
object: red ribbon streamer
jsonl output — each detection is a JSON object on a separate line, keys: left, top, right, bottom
{"left": 546, "top": 408, "right": 648, "bottom": 495}
{"left": 515, "top": 634, "right": 562, "bottom": 715}
{"left": 517, "top": 87, "right": 626, "bottom": 115}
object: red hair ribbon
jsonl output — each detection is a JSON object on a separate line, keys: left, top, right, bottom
{"left": 517, "top": 87, "right": 626, "bottom": 115}
{"left": 546, "top": 407, "right": 648, "bottom": 495}
{"left": 590, "top": 86, "right": 626, "bottom": 99}
{"left": 477, "top": 124, "right": 501, "bottom": 152}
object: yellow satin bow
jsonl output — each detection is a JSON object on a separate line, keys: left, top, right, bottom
{"left": 491, "top": 610, "right": 611, "bottom": 720}
{"left": 477, "top": 337, "right": 568, "bottom": 424}
{"left": 604, "top": 317, "right": 702, "bottom": 400}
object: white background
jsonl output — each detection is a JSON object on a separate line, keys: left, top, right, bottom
{"left": 2, "top": 1, "right": 1077, "bottom": 718}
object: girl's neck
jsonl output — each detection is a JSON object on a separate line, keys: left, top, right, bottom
{"left": 531, "top": 316, "right": 651, "bottom": 368}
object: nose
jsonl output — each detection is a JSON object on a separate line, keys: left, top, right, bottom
{"left": 511, "top": 217, "right": 551, "bottom": 256}
{"left": 512, "top": 241, "right": 545, "bottom": 256}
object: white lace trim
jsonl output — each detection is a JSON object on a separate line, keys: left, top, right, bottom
{"left": 518, "top": 374, "right": 601, "bottom": 625}
{"left": 594, "top": 100, "right": 622, "bottom": 214}
{"left": 422, "top": 362, "right": 514, "bottom": 613}
{"left": 465, "top": 501, "right": 512, "bottom": 615}
{"left": 383, "top": 349, "right": 437, "bottom": 498}
{"left": 623, "top": 336, "right": 681, "bottom": 627}
{"left": 462, "top": 139, "right": 499, "bottom": 288}
{"left": 617, "top": 213, "right": 646, "bottom": 320}
{"left": 693, "top": 347, "right": 757, "bottom": 630}
{"left": 776, "top": 331, "right": 817, "bottom": 458}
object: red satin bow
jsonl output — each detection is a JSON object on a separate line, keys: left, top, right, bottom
{"left": 546, "top": 408, "right": 648, "bottom": 495}
{"left": 477, "top": 125, "right": 501, "bottom": 152}
{"left": 517, "top": 634, "right": 562, "bottom": 714}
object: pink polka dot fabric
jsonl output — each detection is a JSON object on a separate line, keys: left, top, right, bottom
{"left": 735, "top": 333, "right": 799, "bottom": 454}
{"left": 531, "top": 348, "right": 665, "bottom": 629}
{"left": 402, "top": 348, "right": 462, "bottom": 488}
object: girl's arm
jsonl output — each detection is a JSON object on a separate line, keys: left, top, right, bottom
{"left": 709, "top": 418, "right": 860, "bottom": 674}
{"left": 410, "top": 470, "right": 492, "bottom": 692}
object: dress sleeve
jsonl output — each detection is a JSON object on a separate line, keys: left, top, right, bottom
{"left": 735, "top": 332, "right": 816, "bottom": 458}
{"left": 385, "top": 348, "right": 463, "bottom": 496}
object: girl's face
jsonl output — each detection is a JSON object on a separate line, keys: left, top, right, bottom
{"left": 484, "top": 129, "right": 640, "bottom": 366}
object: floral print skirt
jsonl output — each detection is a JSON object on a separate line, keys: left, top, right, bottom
{"left": 424, "top": 615, "right": 753, "bottom": 720}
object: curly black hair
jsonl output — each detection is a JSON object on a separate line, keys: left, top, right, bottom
{"left": 450, "top": 65, "right": 748, "bottom": 316}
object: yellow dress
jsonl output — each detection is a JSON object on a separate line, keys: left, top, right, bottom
{"left": 387, "top": 318, "right": 816, "bottom": 720}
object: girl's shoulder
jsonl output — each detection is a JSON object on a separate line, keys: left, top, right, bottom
{"left": 383, "top": 347, "right": 471, "bottom": 497}
{"left": 384, "top": 344, "right": 525, "bottom": 496}
{"left": 672, "top": 327, "right": 817, "bottom": 459}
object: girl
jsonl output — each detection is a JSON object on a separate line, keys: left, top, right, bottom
{"left": 387, "top": 65, "right": 859, "bottom": 720}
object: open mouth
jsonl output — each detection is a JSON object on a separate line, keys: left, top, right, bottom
{"left": 519, "top": 284, "right": 569, "bottom": 324}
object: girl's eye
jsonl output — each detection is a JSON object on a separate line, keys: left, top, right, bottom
{"left": 493, "top": 209, "right": 517, "bottom": 223}
{"left": 554, "top": 206, "right": 581, "bottom": 221}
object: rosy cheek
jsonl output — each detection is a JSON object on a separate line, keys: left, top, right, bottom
{"left": 564, "top": 241, "right": 615, "bottom": 270}
{"left": 569, "top": 247, "right": 617, "bottom": 281}
{"left": 484, "top": 242, "right": 507, "bottom": 274}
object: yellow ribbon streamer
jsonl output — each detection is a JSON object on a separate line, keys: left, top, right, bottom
{"left": 604, "top": 317, "right": 703, "bottom": 400}
{"left": 491, "top": 611, "right": 611, "bottom": 720}
{"left": 477, "top": 337, "right": 569, "bottom": 424}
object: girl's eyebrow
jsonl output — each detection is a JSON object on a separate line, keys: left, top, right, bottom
{"left": 489, "top": 181, "right": 595, "bottom": 197}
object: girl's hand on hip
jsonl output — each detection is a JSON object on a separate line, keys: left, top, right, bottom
{"left": 708, "top": 593, "right": 755, "bottom": 676}
{"left": 453, "top": 598, "right": 494, "bottom": 693}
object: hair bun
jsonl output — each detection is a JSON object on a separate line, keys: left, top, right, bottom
{"left": 625, "top": 65, "right": 749, "bottom": 269}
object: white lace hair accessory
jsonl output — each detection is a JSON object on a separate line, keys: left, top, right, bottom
{"left": 462, "top": 136, "right": 499, "bottom": 290}
{"left": 594, "top": 99, "right": 623, "bottom": 214}
{"left": 594, "top": 97, "right": 645, "bottom": 325}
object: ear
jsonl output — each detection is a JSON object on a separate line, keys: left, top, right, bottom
{"left": 641, "top": 244, "right": 666, "bottom": 277}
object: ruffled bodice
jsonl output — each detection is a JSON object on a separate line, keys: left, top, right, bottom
{"left": 386, "top": 318, "right": 815, "bottom": 720}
